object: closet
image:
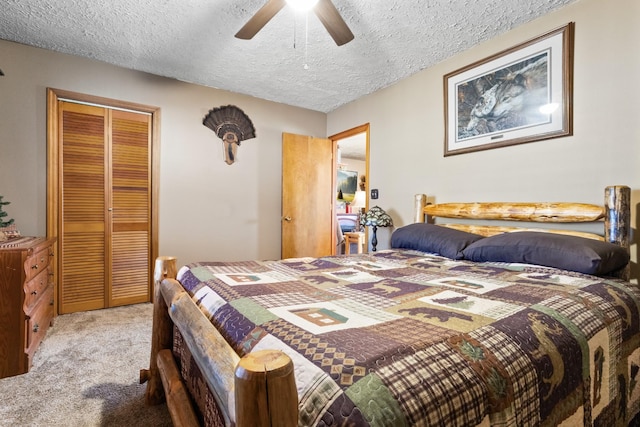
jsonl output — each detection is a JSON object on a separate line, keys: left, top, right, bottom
{"left": 47, "top": 89, "right": 159, "bottom": 314}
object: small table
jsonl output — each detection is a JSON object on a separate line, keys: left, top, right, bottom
{"left": 344, "top": 232, "right": 365, "bottom": 254}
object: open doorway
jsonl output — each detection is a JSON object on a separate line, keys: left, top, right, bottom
{"left": 330, "top": 124, "right": 370, "bottom": 255}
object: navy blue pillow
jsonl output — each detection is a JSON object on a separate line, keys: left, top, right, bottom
{"left": 390, "top": 223, "right": 483, "bottom": 259}
{"left": 461, "top": 231, "right": 629, "bottom": 276}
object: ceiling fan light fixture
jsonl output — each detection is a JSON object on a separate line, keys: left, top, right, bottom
{"left": 286, "top": 0, "right": 319, "bottom": 12}
{"left": 236, "top": 0, "right": 353, "bottom": 46}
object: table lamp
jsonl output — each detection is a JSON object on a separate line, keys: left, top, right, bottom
{"left": 350, "top": 190, "right": 366, "bottom": 213}
{"left": 361, "top": 206, "right": 393, "bottom": 251}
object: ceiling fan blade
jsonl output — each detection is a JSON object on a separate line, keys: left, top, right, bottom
{"left": 235, "top": 0, "right": 287, "bottom": 40}
{"left": 313, "top": 0, "right": 354, "bottom": 46}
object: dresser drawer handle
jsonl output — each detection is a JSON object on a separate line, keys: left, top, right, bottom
{"left": 33, "top": 323, "right": 39, "bottom": 333}
{"left": 31, "top": 264, "right": 39, "bottom": 270}
{"left": 31, "top": 290, "right": 38, "bottom": 296}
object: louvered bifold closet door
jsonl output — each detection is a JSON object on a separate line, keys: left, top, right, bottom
{"left": 58, "top": 101, "right": 152, "bottom": 314}
{"left": 109, "top": 110, "right": 151, "bottom": 306}
{"left": 59, "top": 102, "right": 108, "bottom": 313}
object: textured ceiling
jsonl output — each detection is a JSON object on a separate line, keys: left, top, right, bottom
{"left": 0, "top": 0, "right": 578, "bottom": 113}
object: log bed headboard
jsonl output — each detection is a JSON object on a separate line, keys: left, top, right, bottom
{"left": 413, "top": 185, "right": 631, "bottom": 280}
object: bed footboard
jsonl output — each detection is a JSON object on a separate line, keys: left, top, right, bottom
{"left": 141, "top": 256, "right": 298, "bottom": 427}
{"left": 157, "top": 348, "right": 199, "bottom": 426}
{"left": 141, "top": 256, "right": 177, "bottom": 405}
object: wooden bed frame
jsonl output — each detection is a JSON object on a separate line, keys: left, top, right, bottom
{"left": 140, "top": 185, "right": 630, "bottom": 427}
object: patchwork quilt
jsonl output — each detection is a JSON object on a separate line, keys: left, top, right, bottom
{"left": 176, "top": 249, "right": 640, "bottom": 426}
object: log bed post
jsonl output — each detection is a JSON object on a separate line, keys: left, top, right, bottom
{"left": 414, "top": 194, "right": 427, "bottom": 223}
{"left": 605, "top": 185, "right": 631, "bottom": 280}
{"left": 235, "top": 350, "right": 298, "bottom": 427}
{"left": 141, "top": 256, "right": 177, "bottom": 404}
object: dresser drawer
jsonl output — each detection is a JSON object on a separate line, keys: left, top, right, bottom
{"left": 25, "top": 285, "right": 54, "bottom": 356}
{"left": 24, "top": 265, "right": 53, "bottom": 312}
{"left": 0, "top": 237, "right": 56, "bottom": 378}
{"left": 25, "top": 246, "right": 52, "bottom": 282}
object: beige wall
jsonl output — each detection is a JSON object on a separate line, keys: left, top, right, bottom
{"left": 327, "top": 0, "right": 640, "bottom": 278}
{"left": 0, "top": 40, "right": 326, "bottom": 265}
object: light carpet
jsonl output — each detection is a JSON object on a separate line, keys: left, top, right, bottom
{"left": 0, "top": 303, "right": 173, "bottom": 426}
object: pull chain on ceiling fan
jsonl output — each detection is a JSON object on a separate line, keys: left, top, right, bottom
{"left": 235, "top": 0, "right": 354, "bottom": 46}
{"left": 292, "top": 10, "right": 312, "bottom": 69}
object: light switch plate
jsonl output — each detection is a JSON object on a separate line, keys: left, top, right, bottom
{"left": 371, "top": 189, "right": 379, "bottom": 199}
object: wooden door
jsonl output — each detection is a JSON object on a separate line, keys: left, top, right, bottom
{"left": 49, "top": 90, "right": 157, "bottom": 314}
{"left": 110, "top": 109, "right": 152, "bottom": 306}
{"left": 58, "top": 102, "right": 108, "bottom": 313}
{"left": 281, "top": 133, "right": 335, "bottom": 258}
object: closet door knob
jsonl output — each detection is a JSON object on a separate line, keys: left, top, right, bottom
{"left": 283, "top": 216, "right": 292, "bottom": 222}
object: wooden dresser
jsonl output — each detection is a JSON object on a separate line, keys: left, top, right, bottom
{"left": 0, "top": 237, "right": 56, "bottom": 378}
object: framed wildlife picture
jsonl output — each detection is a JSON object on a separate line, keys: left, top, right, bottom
{"left": 444, "top": 23, "right": 574, "bottom": 156}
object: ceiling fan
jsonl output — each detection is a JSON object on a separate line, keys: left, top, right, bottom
{"left": 235, "top": 0, "right": 354, "bottom": 46}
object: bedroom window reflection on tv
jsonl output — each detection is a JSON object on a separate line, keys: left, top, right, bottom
{"left": 337, "top": 170, "right": 358, "bottom": 203}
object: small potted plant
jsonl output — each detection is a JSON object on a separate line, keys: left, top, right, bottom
{"left": 0, "top": 196, "right": 17, "bottom": 241}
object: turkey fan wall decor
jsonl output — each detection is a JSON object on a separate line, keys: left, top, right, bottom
{"left": 203, "top": 105, "right": 256, "bottom": 165}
